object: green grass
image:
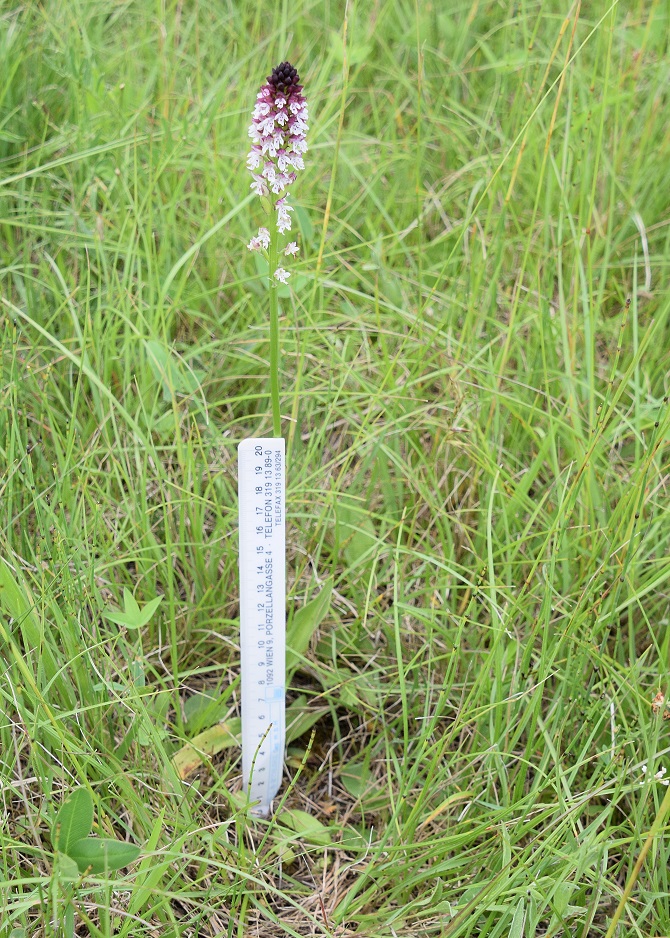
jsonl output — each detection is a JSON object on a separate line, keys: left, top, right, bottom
{"left": 1, "top": 0, "right": 669, "bottom": 935}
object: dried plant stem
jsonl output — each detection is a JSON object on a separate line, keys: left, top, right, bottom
{"left": 269, "top": 221, "right": 281, "bottom": 437}
{"left": 604, "top": 782, "right": 670, "bottom": 938}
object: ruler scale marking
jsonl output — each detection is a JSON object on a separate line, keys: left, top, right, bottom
{"left": 238, "top": 438, "right": 286, "bottom": 816}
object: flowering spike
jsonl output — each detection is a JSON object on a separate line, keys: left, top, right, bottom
{"left": 248, "top": 61, "right": 308, "bottom": 236}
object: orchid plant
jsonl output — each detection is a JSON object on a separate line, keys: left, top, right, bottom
{"left": 246, "top": 61, "right": 308, "bottom": 436}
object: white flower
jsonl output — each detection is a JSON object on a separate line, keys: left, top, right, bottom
{"left": 276, "top": 197, "right": 294, "bottom": 234}
{"left": 262, "top": 161, "right": 276, "bottom": 183}
{"left": 247, "top": 148, "right": 262, "bottom": 170}
{"left": 290, "top": 118, "right": 308, "bottom": 136}
{"left": 271, "top": 173, "right": 290, "bottom": 195}
{"left": 247, "top": 227, "right": 270, "bottom": 252}
{"left": 284, "top": 242, "right": 299, "bottom": 256}
{"left": 274, "top": 267, "right": 290, "bottom": 284}
{"left": 250, "top": 176, "right": 268, "bottom": 197}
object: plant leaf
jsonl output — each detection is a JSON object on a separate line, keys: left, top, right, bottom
{"left": 286, "top": 696, "right": 328, "bottom": 743}
{"left": 102, "top": 594, "right": 162, "bottom": 630}
{"left": 133, "top": 595, "right": 163, "bottom": 627}
{"left": 340, "top": 761, "right": 371, "bottom": 799}
{"left": 101, "top": 608, "right": 138, "bottom": 628}
{"left": 68, "top": 837, "right": 140, "bottom": 875}
{"left": 278, "top": 808, "right": 332, "bottom": 846}
{"left": 183, "top": 690, "right": 227, "bottom": 735}
{"left": 57, "top": 854, "right": 81, "bottom": 882}
{"left": 509, "top": 898, "right": 526, "bottom": 938}
{"left": 172, "top": 718, "right": 241, "bottom": 779}
{"left": 335, "top": 497, "right": 378, "bottom": 570}
{"left": 123, "top": 588, "right": 141, "bottom": 619}
{"left": 287, "top": 578, "right": 333, "bottom": 676}
{"left": 54, "top": 788, "right": 94, "bottom": 854}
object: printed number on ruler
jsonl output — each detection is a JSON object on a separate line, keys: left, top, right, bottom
{"left": 239, "top": 438, "right": 285, "bottom": 812}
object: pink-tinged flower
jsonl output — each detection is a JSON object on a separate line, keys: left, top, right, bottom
{"left": 274, "top": 267, "right": 290, "bottom": 284}
{"left": 248, "top": 62, "right": 308, "bottom": 206}
{"left": 284, "top": 242, "right": 299, "bottom": 256}
{"left": 247, "top": 227, "right": 271, "bottom": 252}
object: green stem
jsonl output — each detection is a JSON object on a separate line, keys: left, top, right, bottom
{"left": 268, "top": 221, "right": 281, "bottom": 437}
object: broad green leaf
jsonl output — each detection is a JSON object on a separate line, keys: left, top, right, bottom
{"left": 172, "top": 718, "right": 241, "bottom": 779}
{"left": 68, "top": 837, "right": 140, "bottom": 875}
{"left": 286, "top": 696, "right": 328, "bottom": 743}
{"left": 341, "top": 825, "right": 373, "bottom": 853}
{"left": 287, "top": 578, "right": 333, "bottom": 676}
{"left": 271, "top": 839, "right": 296, "bottom": 865}
{"left": 130, "top": 657, "right": 146, "bottom": 688}
{"left": 184, "top": 690, "right": 227, "bottom": 735}
{"left": 101, "top": 608, "right": 138, "bottom": 628}
{"left": 132, "top": 595, "right": 162, "bottom": 627}
{"left": 552, "top": 882, "right": 574, "bottom": 917}
{"left": 335, "top": 497, "right": 378, "bottom": 570}
{"left": 278, "top": 808, "right": 332, "bottom": 846}
{"left": 57, "top": 854, "right": 81, "bottom": 882}
{"left": 509, "top": 898, "right": 526, "bottom": 938}
{"left": 340, "top": 761, "right": 371, "bottom": 799}
{"left": 123, "top": 588, "right": 141, "bottom": 619}
{"left": 54, "top": 788, "right": 93, "bottom": 854}
{"left": 103, "top": 594, "right": 162, "bottom": 630}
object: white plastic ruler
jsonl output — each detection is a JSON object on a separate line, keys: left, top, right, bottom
{"left": 238, "top": 438, "right": 286, "bottom": 816}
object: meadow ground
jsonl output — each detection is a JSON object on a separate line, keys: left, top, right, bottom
{"left": 1, "top": 0, "right": 669, "bottom": 935}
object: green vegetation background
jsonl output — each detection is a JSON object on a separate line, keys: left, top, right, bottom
{"left": 0, "top": 0, "right": 669, "bottom": 935}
